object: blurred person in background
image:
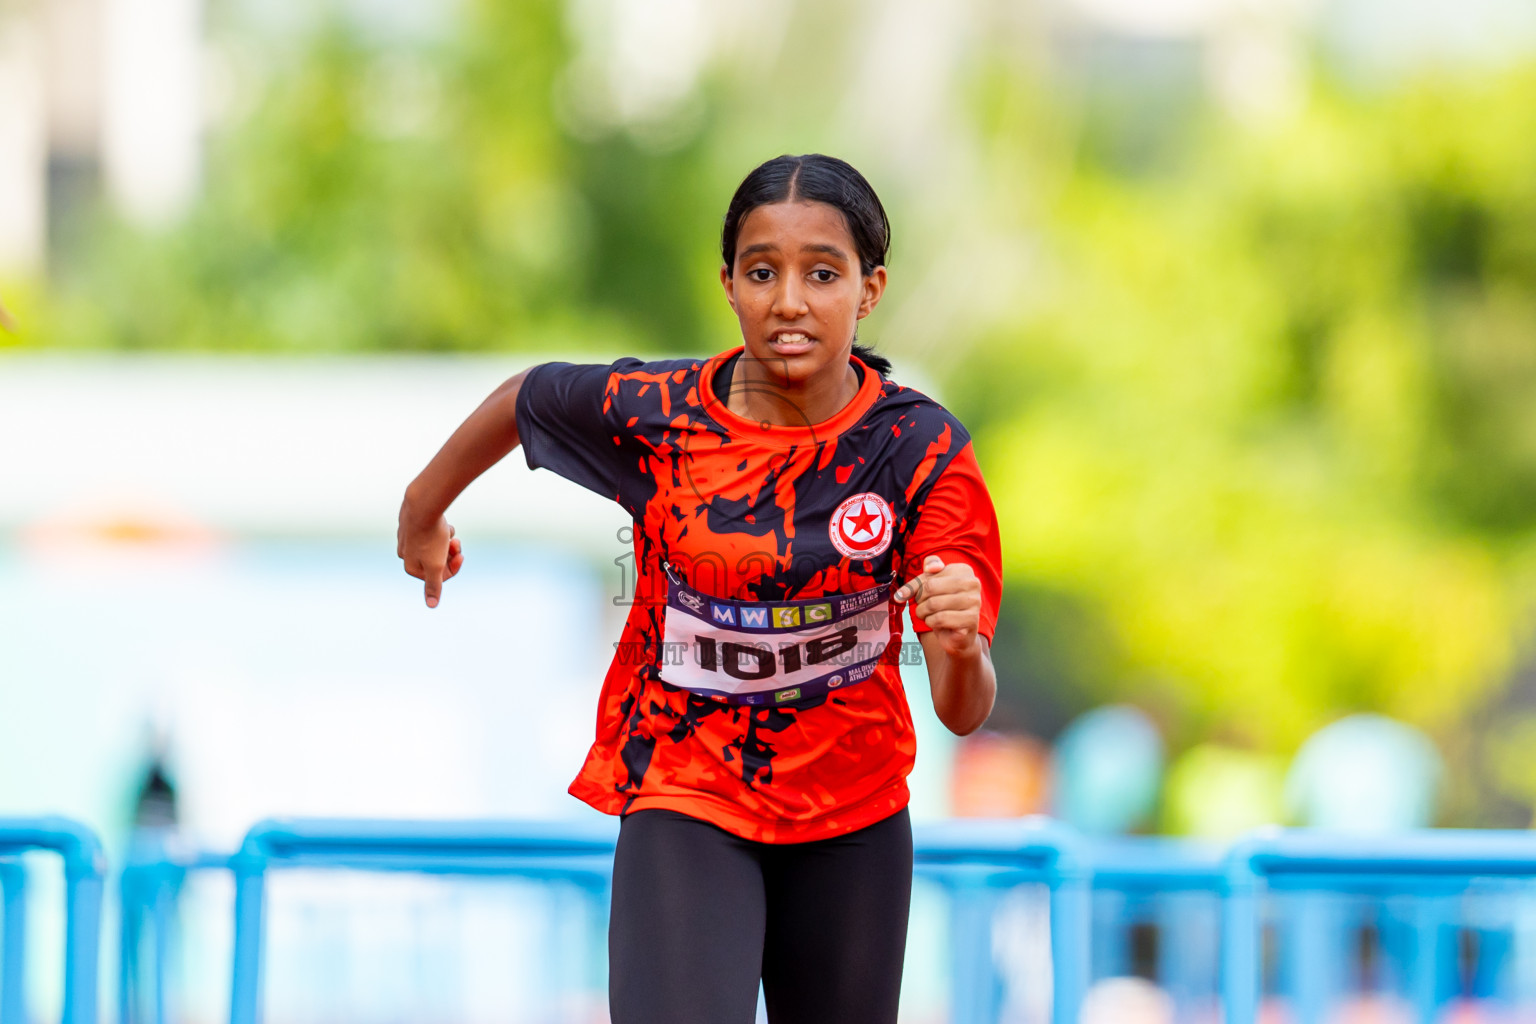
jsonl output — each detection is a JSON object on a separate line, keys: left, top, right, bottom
{"left": 397, "top": 154, "right": 1003, "bottom": 1024}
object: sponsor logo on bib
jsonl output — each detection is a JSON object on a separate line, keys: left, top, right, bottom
{"left": 829, "top": 492, "right": 894, "bottom": 559}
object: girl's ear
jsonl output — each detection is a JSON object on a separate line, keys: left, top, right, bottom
{"left": 857, "top": 265, "right": 887, "bottom": 319}
{"left": 720, "top": 264, "right": 739, "bottom": 313}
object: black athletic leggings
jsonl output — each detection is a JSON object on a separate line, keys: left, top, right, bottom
{"left": 608, "top": 807, "right": 914, "bottom": 1024}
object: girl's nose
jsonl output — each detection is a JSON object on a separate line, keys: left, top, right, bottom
{"left": 773, "top": 276, "right": 809, "bottom": 318}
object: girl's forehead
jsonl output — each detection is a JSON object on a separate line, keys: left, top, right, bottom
{"left": 736, "top": 201, "right": 854, "bottom": 250}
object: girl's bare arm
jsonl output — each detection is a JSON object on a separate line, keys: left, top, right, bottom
{"left": 897, "top": 555, "right": 997, "bottom": 735}
{"left": 397, "top": 369, "right": 529, "bottom": 607}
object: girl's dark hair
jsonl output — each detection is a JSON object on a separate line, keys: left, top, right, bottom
{"left": 721, "top": 154, "right": 893, "bottom": 377}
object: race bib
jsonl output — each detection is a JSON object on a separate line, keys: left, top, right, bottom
{"left": 658, "top": 565, "right": 893, "bottom": 705}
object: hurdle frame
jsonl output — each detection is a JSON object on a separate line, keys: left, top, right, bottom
{"left": 0, "top": 817, "right": 106, "bottom": 1024}
{"left": 915, "top": 817, "right": 1089, "bottom": 1024}
{"left": 1085, "top": 836, "right": 1227, "bottom": 1013}
{"left": 227, "top": 818, "right": 620, "bottom": 1024}
{"left": 1, "top": 858, "right": 26, "bottom": 1024}
{"left": 1221, "top": 828, "right": 1536, "bottom": 1024}
{"left": 224, "top": 816, "right": 1088, "bottom": 1024}
{"left": 119, "top": 834, "right": 235, "bottom": 1024}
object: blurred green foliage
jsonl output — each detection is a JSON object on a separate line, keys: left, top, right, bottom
{"left": 40, "top": 0, "right": 632, "bottom": 353}
{"left": 17, "top": 1, "right": 1536, "bottom": 825}
{"left": 964, "top": 62, "right": 1536, "bottom": 824}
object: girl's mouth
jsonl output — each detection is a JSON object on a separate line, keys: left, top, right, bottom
{"left": 767, "top": 332, "right": 815, "bottom": 356}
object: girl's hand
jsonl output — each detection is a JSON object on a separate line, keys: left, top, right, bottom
{"left": 894, "top": 555, "right": 981, "bottom": 659}
{"left": 897, "top": 555, "right": 995, "bottom": 734}
{"left": 397, "top": 502, "right": 464, "bottom": 608}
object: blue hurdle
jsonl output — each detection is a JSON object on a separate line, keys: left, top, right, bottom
{"left": 111, "top": 821, "right": 1536, "bottom": 1024}
{"left": 221, "top": 817, "right": 1087, "bottom": 1024}
{"left": 227, "top": 818, "right": 621, "bottom": 1024}
{"left": 1085, "top": 837, "right": 1226, "bottom": 1016}
{"left": 915, "top": 817, "right": 1089, "bottom": 1024}
{"left": 119, "top": 833, "right": 234, "bottom": 1024}
{"left": 1, "top": 858, "right": 26, "bottom": 1024}
{"left": 1221, "top": 828, "right": 1536, "bottom": 1024}
{"left": 0, "top": 818, "right": 106, "bottom": 1024}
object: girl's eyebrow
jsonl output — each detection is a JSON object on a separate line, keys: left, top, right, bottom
{"left": 738, "top": 242, "right": 849, "bottom": 260}
{"left": 802, "top": 243, "right": 849, "bottom": 260}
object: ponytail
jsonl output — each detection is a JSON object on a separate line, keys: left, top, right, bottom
{"left": 852, "top": 342, "right": 891, "bottom": 377}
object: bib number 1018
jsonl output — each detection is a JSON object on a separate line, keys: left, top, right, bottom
{"left": 696, "top": 626, "right": 858, "bottom": 681}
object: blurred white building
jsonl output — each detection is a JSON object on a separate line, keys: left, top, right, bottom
{"left": 0, "top": 0, "right": 202, "bottom": 275}
{"left": 0, "top": 14, "right": 47, "bottom": 273}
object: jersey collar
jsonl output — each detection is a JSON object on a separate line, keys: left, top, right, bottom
{"left": 698, "top": 346, "right": 883, "bottom": 447}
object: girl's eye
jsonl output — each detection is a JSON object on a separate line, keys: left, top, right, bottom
{"left": 748, "top": 268, "right": 773, "bottom": 282}
{"left": 812, "top": 269, "right": 837, "bottom": 283}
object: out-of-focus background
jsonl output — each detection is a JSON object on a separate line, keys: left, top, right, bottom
{"left": 4, "top": 0, "right": 1536, "bottom": 1020}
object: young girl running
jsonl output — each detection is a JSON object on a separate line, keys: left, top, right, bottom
{"left": 398, "top": 153, "right": 1002, "bottom": 1024}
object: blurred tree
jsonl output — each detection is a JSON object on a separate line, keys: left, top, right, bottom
{"left": 954, "top": 57, "right": 1536, "bottom": 823}
{"left": 40, "top": 0, "right": 653, "bottom": 354}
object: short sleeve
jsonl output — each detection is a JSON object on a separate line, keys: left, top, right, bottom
{"left": 516, "top": 360, "right": 637, "bottom": 501}
{"left": 902, "top": 442, "right": 1003, "bottom": 642}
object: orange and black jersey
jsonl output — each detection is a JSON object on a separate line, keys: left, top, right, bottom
{"left": 517, "top": 347, "right": 1002, "bottom": 842}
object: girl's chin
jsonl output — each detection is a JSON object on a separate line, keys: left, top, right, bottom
{"left": 747, "top": 355, "right": 821, "bottom": 384}
{"left": 746, "top": 339, "right": 847, "bottom": 370}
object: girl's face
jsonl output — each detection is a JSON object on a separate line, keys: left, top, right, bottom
{"left": 720, "top": 200, "right": 886, "bottom": 387}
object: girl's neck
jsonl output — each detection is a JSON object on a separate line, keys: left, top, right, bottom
{"left": 727, "top": 352, "right": 861, "bottom": 428}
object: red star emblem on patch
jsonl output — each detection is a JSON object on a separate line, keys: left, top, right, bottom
{"left": 829, "top": 493, "right": 894, "bottom": 559}
{"left": 845, "top": 504, "right": 880, "bottom": 538}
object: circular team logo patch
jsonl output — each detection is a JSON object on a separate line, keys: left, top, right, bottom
{"left": 829, "top": 492, "right": 894, "bottom": 559}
